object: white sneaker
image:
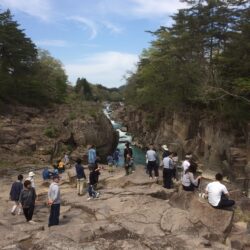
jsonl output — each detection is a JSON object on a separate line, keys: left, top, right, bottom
{"left": 29, "top": 220, "right": 37, "bottom": 224}
{"left": 87, "top": 197, "right": 93, "bottom": 201}
{"left": 95, "top": 192, "right": 100, "bottom": 198}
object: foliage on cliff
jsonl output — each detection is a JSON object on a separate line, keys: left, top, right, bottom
{"left": 125, "top": 0, "right": 250, "bottom": 121}
{"left": 75, "top": 77, "right": 123, "bottom": 102}
{"left": 0, "top": 10, "right": 67, "bottom": 106}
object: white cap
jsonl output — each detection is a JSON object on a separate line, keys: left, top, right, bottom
{"left": 161, "top": 145, "right": 169, "bottom": 151}
{"left": 28, "top": 171, "right": 35, "bottom": 177}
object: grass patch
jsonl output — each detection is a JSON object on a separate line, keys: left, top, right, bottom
{"left": 44, "top": 126, "right": 59, "bottom": 138}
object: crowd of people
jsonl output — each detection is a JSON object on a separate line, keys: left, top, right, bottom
{"left": 9, "top": 143, "right": 235, "bottom": 229}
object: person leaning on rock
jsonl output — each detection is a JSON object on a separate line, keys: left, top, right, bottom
{"left": 205, "top": 173, "right": 235, "bottom": 209}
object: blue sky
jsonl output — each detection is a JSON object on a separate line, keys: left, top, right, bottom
{"left": 0, "top": 0, "right": 186, "bottom": 87}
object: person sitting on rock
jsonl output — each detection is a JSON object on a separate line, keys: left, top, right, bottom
{"left": 42, "top": 167, "right": 53, "bottom": 181}
{"left": 87, "top": 167, "right": 100, "bottom": 200}
{"left": 58, "top": 160, "right": 65, "bottom": 173}
{"left": 205, "top": 173, "right": 235, "bottom": 209}
{"left": 182, "top": 163, "right": 202, "bottom": 191}
{"left": 9, "top": 174, "right": 23, "bottom": 215}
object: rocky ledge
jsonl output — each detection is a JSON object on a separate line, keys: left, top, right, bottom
{"left": 0, "top": 103, "right": 118, "bottom": 167}
{"left": 0, "top": 167, "right": 249, "bottom": 250}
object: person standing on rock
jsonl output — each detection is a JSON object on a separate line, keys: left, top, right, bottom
{"left": 124, "top": 142, "right": 134, "bottom": 175}
{"left": 162, "top": 145, "right": 170, "bottom": 159}
{"left": 75, "top": 158, "right": 86, "bottom": 196}
{"left": 205, "top": 173, "right": 235, "bottom": 209}
{"left": 48, "top": 175, "right": 61, "bottom": 227}
{"left": 88, "top": 145, "right": 97, "bottom": 170}
{"left": 87, "top": 167, "right": 100, "bottom": 200}
{"left": 19, "top": 180, "right": 37, "bottom": 224}
{"left": 107, "top": 155, "right": 114, "bottom": 174}
{"left": 146, "top": 144, "right": 159, "bottom": 181}
{"left": 113, "top": 148, "right": 120, "bottom": 167}
{"left": 182, "top": 164, "right": 202, "bottom": 191}
{"left": 162, "top": 152, "right": 174, "bottom": 189}
{"left": 9, "top": 174, "right": 23, "bottom": 215}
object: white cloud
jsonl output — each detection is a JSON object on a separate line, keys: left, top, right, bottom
{"left": 68, "top": 16, "right": 98, "bottom": 40}
{"left": 65, "top": 51, "right": 139, "bottom": 87}
{"left": 102, "top": 21, "right": 123, "bottom": 34}
{"left": 131, "top": 0, "right": 186, "bottom": 17}
{"left": 97, "top": 0, "right": 186, "bottom": 19}
{"left": 36, "top": 39, "right": 68, "bottom": 47}
{"left": 0, "top": 0, "right": 51, "bottom": 21}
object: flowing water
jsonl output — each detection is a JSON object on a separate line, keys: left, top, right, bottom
{"left": 103, "top": 105, "right": 146, "bottom": 166}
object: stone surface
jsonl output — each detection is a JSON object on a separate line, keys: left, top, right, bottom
{"left": 0, "top": 166, "right": 248, "bottom": 249}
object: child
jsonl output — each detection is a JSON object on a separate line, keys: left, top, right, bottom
{"left": 107, "top": 155, "right": 114, "bottom": 174}
{"left": 87, "top": 167, "right": 100, "bottom": 200}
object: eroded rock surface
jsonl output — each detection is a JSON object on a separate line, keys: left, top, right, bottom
{"left": 0, "top": 167, "right": 248, "bottom": 250}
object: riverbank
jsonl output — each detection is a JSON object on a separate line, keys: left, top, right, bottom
{"left": 0, "top": 166, "right": 249, "bottom": 249}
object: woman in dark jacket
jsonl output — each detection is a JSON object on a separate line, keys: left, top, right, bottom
{"left": 19, "top": 180, "right": 37, "bottom": 223}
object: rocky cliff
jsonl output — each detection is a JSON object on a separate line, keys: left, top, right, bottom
{"left": 111, "top": 104, "right": 249, "bottom": 185}
{"left": 0, "top": 102, "right": 118, "bottom": 167}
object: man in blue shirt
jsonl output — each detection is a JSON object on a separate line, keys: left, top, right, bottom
{"left": 88, "top": 145, "right": 97, "bottom": 170}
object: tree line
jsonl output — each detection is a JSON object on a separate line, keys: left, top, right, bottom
{"left": 0, "top": 10, "right": 67, "bottom": 107}
{"left": 125, "top": 0, "right": 250, "bottom": 121}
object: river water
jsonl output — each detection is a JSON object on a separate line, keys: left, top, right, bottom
{"left": 103, "top": 104, "right": 146, "bottom": 166}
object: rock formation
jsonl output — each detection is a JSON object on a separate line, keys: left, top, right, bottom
{"left": 0, "top": 103, "right": 118, "bottom": 167}
{"left": 110, "top": 104, "right": 250, "bottom": 191}
{"left": 0, "top": 167, "right": 249, "bottom": 249}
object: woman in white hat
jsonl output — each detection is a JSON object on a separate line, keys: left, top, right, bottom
{"left": 162, "top": 145, "right": 170, "bottom": 159}
{"left": 26, "top": 172, "right": 36, "bottom": 188}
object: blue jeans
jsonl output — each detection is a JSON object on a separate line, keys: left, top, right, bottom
{"left": 88, "top": 185, "right": 97, "bottom": 197}
{"left": 49, "top": 204, "right": 60, "bottom": 227}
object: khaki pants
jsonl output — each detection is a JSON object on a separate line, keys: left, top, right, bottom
{"left": 77, "top": 178, "right": 86, "bottom": 195}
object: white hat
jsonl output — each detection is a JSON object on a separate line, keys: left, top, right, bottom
{"left": 161, "top": 145, "right": 169, "bottom": 151}
{"left": 28, "top": 171, "right": 35, "bottom": 177}
{"left": 185, "top": 154, "right": 192, "bottom": 159}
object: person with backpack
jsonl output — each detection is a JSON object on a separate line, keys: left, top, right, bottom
{"left": 9, "top": 174, "right": 23, "bottom": 215}
{"left": 124, "top": 142, "right": 134, "bottom": 175}
{"left": 75, "top": 158, "right": 86, "bottom": 196}
{"left": 19, "top": 180, "right": 37, "bottom": 224}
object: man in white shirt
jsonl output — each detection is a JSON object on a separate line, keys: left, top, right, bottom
{"left": 205, "top": 173, "right": 235, "bottom": 209}
{"left": 146, "top": 144, "right": 159, "bottom": 180}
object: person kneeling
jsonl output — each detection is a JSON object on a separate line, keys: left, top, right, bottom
{"left": 205, "top": 173, "right": 235, "bottom": 209}
{"left": 182, "top": 164, "right": 202, "bottom": 191}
